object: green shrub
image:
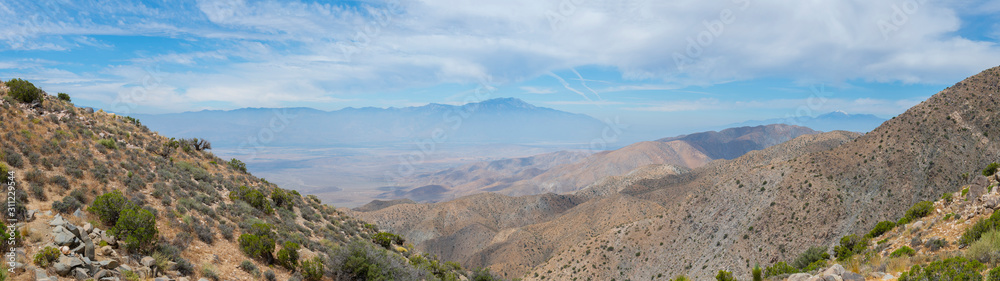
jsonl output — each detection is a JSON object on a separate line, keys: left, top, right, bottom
{"left": 752, "top": 264, "right": 763, "bottom": 281}
{"left": 764, "top": 262, "right": 798, "bottom": 277}
{"left": 942, "top": 192, "right": 954, "bottom": 202}
{"left": 57, "top": 93, "right": 70, "bottom": 102}
{"left": 802, "top": 260, "right": 827, "bottom": 273}
{"left": 229, "top": 158, "right": 247, "bottom": 173}
{"left": 276, "top": 241, "right": 300, "bottom": 270}
{"left": 111, "top": 205, "right": 158, "bottom": 254}
{"left": 988, "top": 266, "right": 1000, "bottom": 281}
{"left": 335, "top": 240, "right": 422, "bottom": 280}
{"left": 905, "top": 201, "right": 934, "bottom": 221}
{"left": 373, "top": 232, "right": 405, "bottom": 249}
{"left": 32, "top": 246, "right": 60, "bottom": 267}
{"left": 961, "top": 209, "right": 1000, "bottom": 245}
{"left": 867, "top": 221, "right": 897, "bottom": 239}
{"left": 890, "top": 246, "right": 917, "bottom": 258}
{"left": 264, "top": 270, "right": 276, "bottom": 281}
{"left": 471, "top": 267, "right": 501, "bottom": 281}
{"left": 966, "top": 229, "right": 1000, "bottom": 264}
{"left": 300, "top": 257, "right": 325, "bottom": 281}
{"left": 239, "top": 260, "right": 256, "bottom": 273}
{"left": 239, "top": 223, "right": 276, "bottom": 263}
{"left": 715, "top": 270, "right": 736, "bottom": 281}
{"left": 897, "top": 256, "right": 984, "bottom": 281}
{"left": 201, "top": 264, "right": 220, "bottom": 281}
{"left": 834, "top": 234, "right": 867, "bottom": 261}
{"left": 671, "top": 276, "right": 690, "bottom": 281}
{"left": 272, "top": 188, "right": 294, "bottom": 209}
{"left": 6, "top": 78, "right": 43, "bottom": 104}
{"left": 229, "top": 186, "right": 273, "bottom": 214}
{"left": 984, "top": 162, "right": 999, "bottom": 177}
{"left": 0, "top": 162, "right": 9, "bottom": 183}
{"left": 98, "top": 139, "right": 117, "bottom": 149}
{"left": 792, "top": 246, "right": 829, "bottom": 269}
{"left": 89, "top": 190, "right": 128, "bottom": 226}
{"left": 52, "top": 194, "right": 83, "bottom": 214}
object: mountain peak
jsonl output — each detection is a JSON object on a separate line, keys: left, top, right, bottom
{"left": 469, "top": 97, "right": 536, "bottom": 109}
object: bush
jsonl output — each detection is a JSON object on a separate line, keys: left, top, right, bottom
{"left": 764, "top": 262, "right": 798, "bottom": 278}
{"left": 98, "top": 139, "right": 117, "bottom": 149}
{"left": 112, "top": 205, "right": 158, "bottom": 254}
{"left": 239, "top": 223, "right": 276, "bottom": 263}
{"left": 52, "top": 194, "right": 83, "bottom": 214}
{"left": 890, "top": 246, "right": 917, "bottom": 258}
{"left": 867, "top": 221, "right": 897, "bottom": 239}
{"left": 0, "top": 162, "right": 9, "bottom": 183}
{"left": 230, "top": 158, "right": 247, "bottom": 173}
{"left": 373, "top": 232, "right": 405, "bottom": 249}
{"left": 229, "top": 186, "right": 273, "bottom": 214}
{"left": 219, "top": 223, "right": 235, "bottom": 241}
{"left": 193, "top": 219, "right": 215, "bottom": 244}
{"left": 716, "top": 270, "right": 736, "bottom": 281}
{"left": 898, "top": 256, "right": 984, "bottom": 281}
{"left": 966, "top": 229, "right": 1000, "bottom": 264}
{"left": 988, "top": 266, "right": 1000, "bottom": 281}
{"left": 276, "top": 241, "right": 300, "bottom": 270}
{"left": 32, "top": 246, "right": 60, "bottom": 267}
{"left": 300, "top": 257, "right": 325, "bottom": 281}
{"left": 6, "top": 78, "right": 43, "bottom": 104}
{"left": 942, "top": 192, "right": 954, "bottom": 203}
{"left": 834, "top": 235, "right": 867, "bottom": 261}
{"left": 0, "top": 221, "right": 19, "bottom": 244}
{"left": 201, "top": 264, "right": 220, "bottom": 281}
{"left": 56, "top": 92, "right": 70, "bottom": 102}
{"left": 752, "top": 264, "right": 763, "bottom": 281}
{"left": 792, "top": 246, "right": 829, "bottom": 269}
{"left": 239, "top": 260, "right": 257, "bottom": 273}
{"left": 272, "top": 188, "right": 294, "bottom": 209}
{"left": 90, "top": 190, "right": 128, "bottom": 226}
{"left": 50, "top": 175, "right": 70, "bottom": 190}
{"left": 985, "top": 163, "right": 999, "bottom": 177}
{"left": 264, "top": 270, "right": 276, "bottom": 281}
{"left": 961, "top": 209, "right": 1000, "bottom": 245}
{"left": 335, "top": 240, "right": 424, "bottom": 280}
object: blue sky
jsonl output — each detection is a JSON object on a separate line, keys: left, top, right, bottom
{"left": 2, "top": 0, "right": 1000, "bottom": 137}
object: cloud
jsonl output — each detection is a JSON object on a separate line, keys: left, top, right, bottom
{"left": 520, "top": 86, "right": 556, "bottom": 94}
{"left": 543, "top": 100, "right": 624, "bottom": 106}
{"left": 626, "top": 97, "right": 925, "bottom": 117}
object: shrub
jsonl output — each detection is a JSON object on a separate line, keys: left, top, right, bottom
{"left": 890, "top": 246, "right": 917, "bottom": 258}
{"left": 792, "top": 246, "right": 829, "bottom": 269}
{"left": 193, "top": 220, "right": 215, "bottom": 244}
{"left": 335, "top": 240, "right": 423, "bottom": 280}
{"left": 90, "top": 190, "right": 128, "bottom": 226}
{"left": 764, "top": 262, "right": 798, "bottom": 278}
{"left": 230, "top": 158, "right": 247, "bottom": 173}
{"left": 52, "top": 194, "right": 83, "bottom": 214}
{"left": 966, "top": 229, "right": 1000, "bottom": 264}
{"left": 201, "top": 264, "right": 220, "bottom": 281}
{"left": 716, "top": 270, "right": 736, "bottom": 281}
{"left": 300, "top": 257, "right": 325, "bottom": 281}
{"left": 98, "top": 139, "right": 117, "bottom": 149}
{"left": 6, "top": 78, "right": 43, "bottom": 104}
{"left": 229, "top": 186, "right": 273, "bottom": 214}
{"left": 925, "top": 238, "right": 948, "bottom": 251}
{"left": 50, "top": 175, "right": 70, "bottom": 190}
{"left": 834, "top": 235, "right": 867, "bottom": 261}
{"left": 985, "top": 162, "right": 999, "bottom": 177}
{"left": 112, "top": 205, "right": 158, "bottom": 254}
{"left": 219, "top": 223, "right": 235, "bottom": 241}
{"left": 0, "top": 162, "right": 9, "bottom": 182}
{"left": 752, "top": 264, "right": 763, "bottom": 281}
{"left": 239, "top": 223, "right": 276, "bottom": 263}
{"left": 898, "top": 201, "right": 934, "bottom": 225}
{"left": 989, "top": 266, "right": 1000, "bottom": 281}
{"left": 32, "top": 246, "right": 60, "bottom": 267}
{"left": 867, "top": 221, "right": 897, "bottom": 239}
{"left": 264, "top": 270, "right": 276, "bottom": 281}
{"left": 239, "top": 260, "right": 257, "bottom": 273}
{"left": 373, "top": 232, "right": 405, "bottom": 249}
{"left": 898, "top": 256, "right": 984, "bottom": 281}
{"left": 276, "top": 241, "right": 300, "bottom": 270}
{"left": 272, "top": 188, "right": 294, "bottom": 209}
{"left": 57, "top": 92, "right": 70, "bottom": 102}
{"left": 961, "top": 209, "right": 1000, "bottom": 245}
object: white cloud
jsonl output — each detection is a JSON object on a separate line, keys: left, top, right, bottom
{"left": 625, "top": 97, "right": 927, "bottom": 116}
{"left": 520, "top": 86, "right": 556, "bottom": 94}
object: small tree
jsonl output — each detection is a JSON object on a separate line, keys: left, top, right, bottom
{"left": 239, "top": 223, "right": 276, "bottom": 263}
{"left": 57, "top": 93, "right": 71, "bottom": 102}
{"left": 985, "top": 162, "right": 999, "bottom": 177}
{"left": 229, "top": 158, "right": 247, "bottom": 173}
{"left": 111, "top": 205, "right": 158, "bottom": 254}
{"left": 752, "top": 264, "right": 763, "bottom": 281}
{"left": 272, "top": 188, "right": 293, "bottom": 209}
{"left": 716, "top": 270, "right": 736, "bottom": 281}
{"left": 300, "top": 257, "right": 324, "bottom": 281}
{"left": 90, "top": 190, "right": 128, "bottom": 226}
{"left": 5, "top": 78, "right": 43, "bottom": 104}
{"left": 276, "top": 241, "right": 300, "bottom": 270}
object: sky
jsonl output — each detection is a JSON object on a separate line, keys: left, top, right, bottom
{"left": 2, "top": 0, "right": 1000, "bottom": 137}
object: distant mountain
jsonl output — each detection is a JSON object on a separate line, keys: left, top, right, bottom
{"left": 728, "top": 111, "right": 886, "bottom": 132}
{"left": 129, "top": 98, "right": 608, "bottom": 146}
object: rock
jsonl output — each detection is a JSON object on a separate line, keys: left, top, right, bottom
{"left": 82, "top": 233, "right": 96, "bottom": 260}
{"left": 72, "top": 267, "right": 89, "bottom": 280}
{"left": 60, "top": 246, "right": 71, "bottom": 255}
{"left": 94, "top": 269, "right": 110, "bottom": 280}
{"left": 67, "top": 256, "right": 85, "bottom": 269}
{"left": 823, "top": 264, "right": 846, "bottom": 276}
{"left": 101, "top": 232, "right": 117, "bottom": 246}
{"left": 178, "top": 277, "right": 190, "bottom": 281}
{"left": 49, "top": 215, "right": 68, "bottom": 227}
{"left": 842, "top": 272, "right": 865, "bottom": 281}
{"left": 155, "top": 278, "right": 171, "bottom": 281}
{"left": 65, "top": 223, "right": 82, "bottom": 238}
{"left": 100, "top": 246, "right": 113, "bottom": 256}
{"left": 983, "top": 193, "right": 1000, "bottom": 209}
{"left": 101, "top": 278, "right": 121, "bottom": 281}
{"left": 912, "top": 220, "right": 925, "bottom": 229}
{"left": 99, "top": 260, "right": 120, "bottom": 270}
{"left": 118, "top": 264, "right": 133, "bottom": 272}
{"left": 54, "top": 256, "right": 74, "bottom": 276}
{"left": 138, "top": 266, "right": 152, "bottom": 278}
{"left": 71, "top": 244, "right": 85, "bottom": 255}
{"left": 34, "top": 268, "right": 48, "bottom": 281}
{"left": 821, "top": 275, "right": 842, "bottom": 281}
{"left": 26, "top": 210, "right": 37, "bottom": 222}
{"left": 141, "top": 256, "right": 156, "bottom": 267}
{"left": 83, "top": 223, "right": 93, "bottom": 233}
{"left": 44, "top": 210, "right": 53, "bottom": 216}
{"left": 198, "top": 279, "right": 209, "bottom": 281}
{"left": 788, "top": 273, "right": 813, "bottom": 281}
{"left": 882, "top": 273, "right": 895, "bottom": 280}
{"left": 73, "top": 208, "right": 87, "bottom": 219}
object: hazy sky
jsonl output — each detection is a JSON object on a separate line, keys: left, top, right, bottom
{"left": 2, "top": 0, "right": 999, "bottom": 136}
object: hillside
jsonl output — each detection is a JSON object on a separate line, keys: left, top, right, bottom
{"left": 0, "top": 80, "right": 489, "bottom": 280}
{"left": 524, "top": 65, "right": 1000, "bottom": 280}
{"left": 386, "top": 124, "right": 818, "bottom": 201}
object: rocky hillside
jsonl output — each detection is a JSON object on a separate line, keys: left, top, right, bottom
{"left": 0, "top": 79, "right": 488, "bottom": 281}
{"left": 524, "top": 65, "right": 1000, "bottom": 280}
{"left": 386, "top": 124, "right": 818, "bottom": 201}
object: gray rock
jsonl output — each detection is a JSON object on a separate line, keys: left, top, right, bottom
{"left": 198, "top": 279, "right": 209, "bottom": 281}
{"left": 101, "top": 232, "right": 117, "bottom": 246}
{"left": 72, "top": 267, "right": 89, "bottom": 280}
{"left": 94, "top": 269, "right": 110, "bottom": 280}
{"left": 81, "top": 232, "right": 96, "bottom": 261}
{"left": 65, "top": 223, "right": 82, "bottom": 238}
{"left": 34, "top": 268, "right": 48, "bottom": 281}
{"left": 177, "top": 277, "right": 190, "bottom": 281}
{"left": 867, "top": 272, "right": 886, "bottom": 279}
{"left": 71, "top": 243, "right": 85, "bottom": 254}
{"left": 842, "top": 271, "right": 865, "bottom": 281}
{"left": 823, "top": 264, "right": 846, "bottom": 276}
{"left": 788, "top": 273, "right": 813, "bottom": 281}
{"left": 83, "top": 223, "right": 93, "bottom": 233}
{"left": 26, "top": 210, "right": 37, "bottom": 222}
{"left": 100, "top": 245, "right": 113, "bottom": 256}
{"left": 67, "top": 256, "right": 85, "bottom": 269}
{"left": 821, "top": 275, "right": 842, "bottom": 281}
{"left": 155, "top": 278, "right": 171, "bottom": 281}
{"left": 100, "top": 278, "right": 121, "bottom": 281}
{"left": 141, "top": 256, "right": 156, "bottom": 267}
{"left": 49, "top": 215, "right": 68, "bottom": 227}
{"left": 100, "top": 260, "right": 120, "bottom": 270}
{"left": 73, "top": 208, "right": 87, "bottom": 219}
{"left": 881, "top": 273, "right": 895, "bottom": 280}
{"left": 118, "top": 264, "right": 133, "bottom": 272}
{"left": 54, "top": 256, "right": 74, "bottom": 276}
{"left": 912, "top": 220, "right": 925, "bottom": 229}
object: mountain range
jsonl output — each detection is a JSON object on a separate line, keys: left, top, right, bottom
{"left": 727, "top": 111, "right": 886, "bottom": 133}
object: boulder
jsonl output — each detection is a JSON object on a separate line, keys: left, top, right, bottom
{"left": 67, "top": 256, "right": 85, "bottom": 269}
{"left": 99, "top": 259, "right": 120, "bottom": 270}
{"left": 73, "top": 208, "right": 87, "bottom": 219}
{"left": 822, "top": 264, "right": 846, "bottom": 276}
{"left": 100, "top": 246, "right": 113, "bottom": 256}
{"left": 49, "top": 215, "right": 68, "bottom": 227}
{"left": 842, "top": 272, "right": 865, "bottom": 281}
{"left": 93, "top": 269, "right": 110, "bottom": 280}
{"left": 26, "top": 210, "right": 36, "bottom": 222}
{"left": 83, "top": 223, "right": 93, "bottom": 234}
{"left": 821, "top": 275, "right": 842, "bottom": 281}
{"left": 34, "top": 268, "right": 48, "bottom": 281}
{"left": 788, "top": 273, "right": 813, "bottom": 281}
{"left": 101, "top": 232, "right": 117, "bottom": 246}
{"left": 912, "top": 220, "right": 925, "bottom": 229}
{"left": 72, "top": 267, "right": 89, "bottom": 280}
{"left": 141, "top": 256, "right": 156, "bottom": 267}
{"left": 154, "top": 278, "right": 171, "bottom": 281}
{"left": 81, "top": 233, "right": 96, "bottom": 260}
{"left": 54, "top": 256, "right": 74, "bottom": 276}
{"left": 881, "top": 273, "right": 895, "bottom": 280}
{"left": 178, "top": 277, "right": 190, "bottom": 281}
{"left": 71, "top": 244, "right": 85, "bottom": 255}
